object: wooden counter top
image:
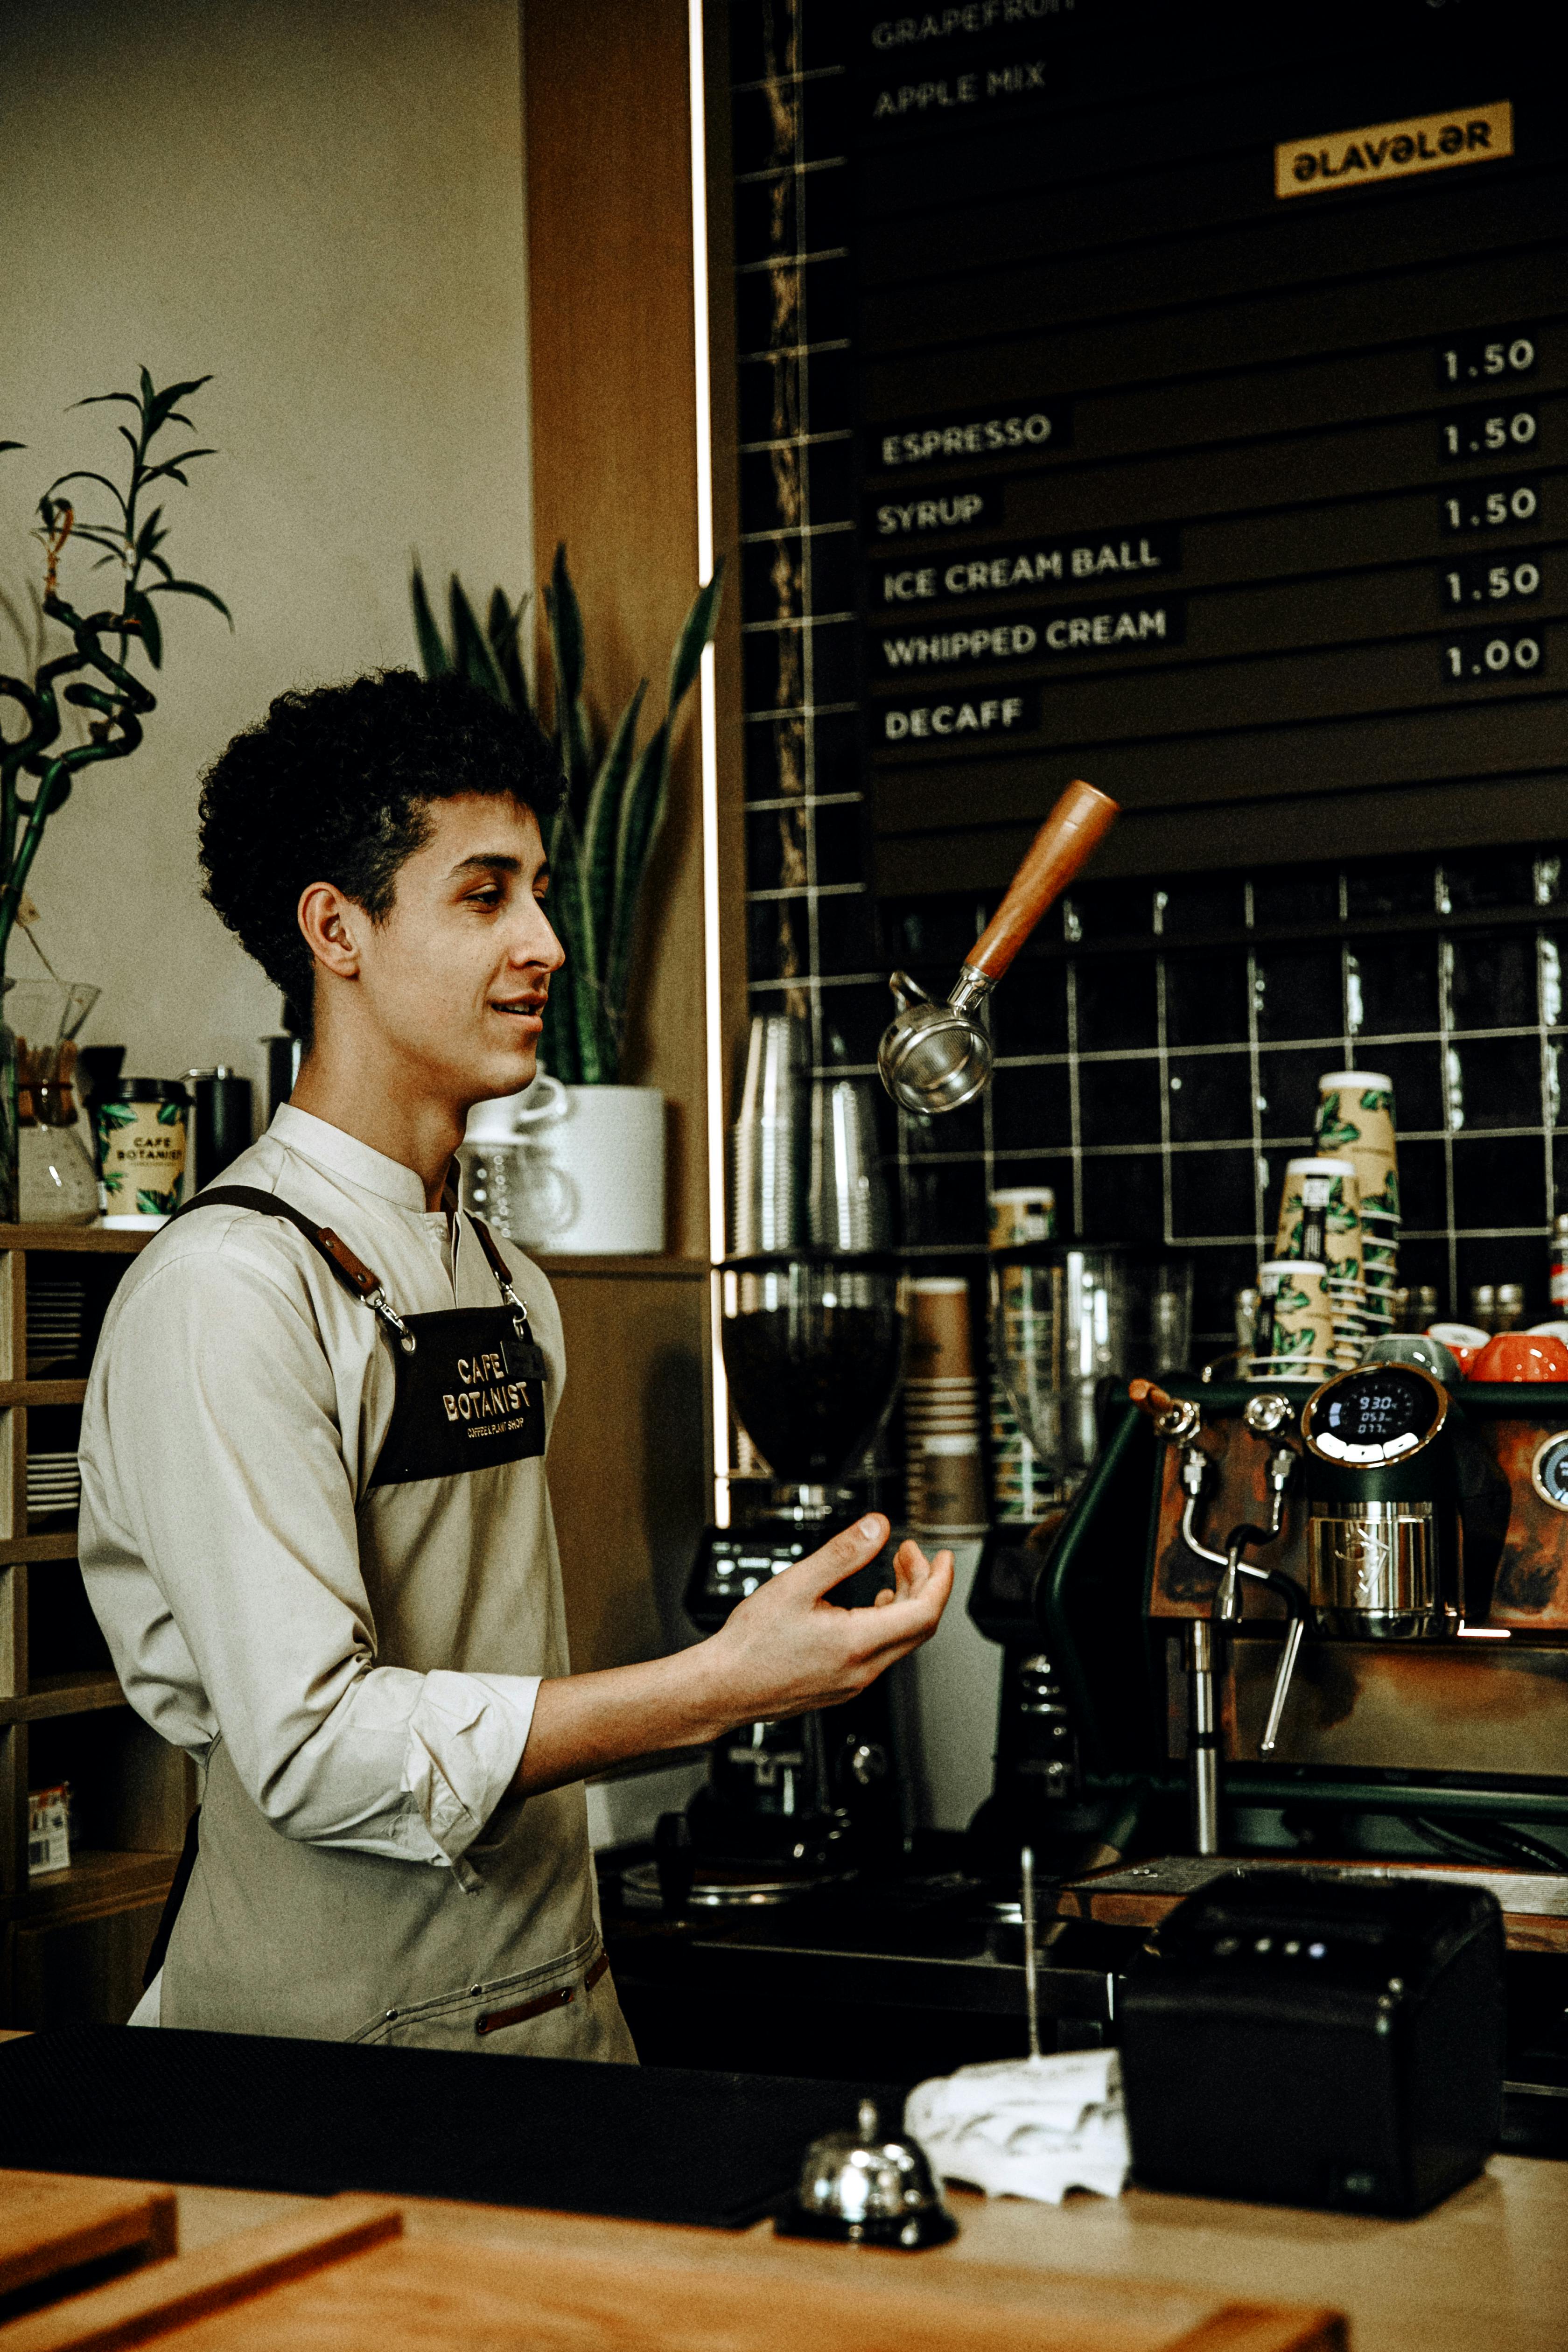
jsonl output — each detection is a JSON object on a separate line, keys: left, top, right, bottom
{"left": 2, "top": 2032, "right": 1559, "bottom": 2352}
{"left": 37, "top": 2149, "right": 1557, "bottom": 2352}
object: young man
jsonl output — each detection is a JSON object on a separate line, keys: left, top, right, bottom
{"left": 79, "top": 670, "right": 952, "bottom": 2056}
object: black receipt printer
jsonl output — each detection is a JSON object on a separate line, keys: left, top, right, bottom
{"left": 1119, "top": 1871, "right": 1505, "bottom": 2217}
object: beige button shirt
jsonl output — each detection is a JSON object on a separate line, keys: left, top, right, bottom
{"left": 79, "top": 1105, "right": 567, "bottom": 1876}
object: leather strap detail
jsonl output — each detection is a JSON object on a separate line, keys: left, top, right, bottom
{"left": 176, "top": 1186, "right": 521, "bottom": 1315}
{"left": 467, "top": 1213, "right": 519, "bottom": 1298}
{"left": 173, "top": 1185, "right": 386, "bottom": 1309}
{"left": 474, "top": 1949, "right": 609, "bottom": 2036}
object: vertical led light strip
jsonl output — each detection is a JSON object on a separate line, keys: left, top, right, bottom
{"left": 689, "top": 0, "right": 730, "bottom": 1525}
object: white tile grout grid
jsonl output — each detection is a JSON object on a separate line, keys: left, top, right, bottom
{"left": 726, "top": 4, "right": 1568, "bottom": 1353}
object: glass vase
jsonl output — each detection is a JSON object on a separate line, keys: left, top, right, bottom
{"left": 3, "top": 979, "right": 102, "bottom": 1226}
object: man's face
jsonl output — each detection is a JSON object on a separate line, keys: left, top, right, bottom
{"left": 338, "top": 792, "right": 564, "bottom": 1107}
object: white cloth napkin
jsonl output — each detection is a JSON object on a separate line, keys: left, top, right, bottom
{"left": 904, "top": 2049, "right": 1129, "bottom": 2205}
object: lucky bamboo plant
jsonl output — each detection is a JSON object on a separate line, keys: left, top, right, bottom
{"left": 0, "top": 370, "right": 231, "bottom": 1214}
{"left": 411, "top": 544, "right": 722, "bottom": 1084}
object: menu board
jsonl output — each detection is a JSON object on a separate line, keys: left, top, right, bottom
{"left": 853, "top": 0, "right": 1565, "bottom": 889}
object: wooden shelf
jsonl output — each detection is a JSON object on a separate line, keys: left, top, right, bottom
{"left": 6, "top": 1847, "right": 179, "bottom": 1922}
{"left": 537, "top": 1253, "right": 710, "bottom": 1281}
{"left": 0, "top": 1226, "right": 175, "bottom": 2025}
{"left": 0, "top": 1532, "right": 79, "bottom": 1567}
{"left": 0, "top": 1672, "right": 127, "bottom": 1725}
{"left": 0, "top": 1380, "right": 87, "bottom": 1409}
{"left": 0, "top": 1225, "right": 152, "bottom": 1255}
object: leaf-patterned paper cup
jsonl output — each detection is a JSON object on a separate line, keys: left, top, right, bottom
{"left": 1315, "top": 1070, "right": 1399, "bottom": 1225}
{"left": 1250, "top": 1258, "right": 1335, "bottom": 1378}
{"left": 1274, "top": 1156, "right": 1361, "bottom": 1281}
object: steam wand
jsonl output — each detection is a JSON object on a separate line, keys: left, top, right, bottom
{"left": 1021, "top": 1844, "right": 1041, "bottom": 2063}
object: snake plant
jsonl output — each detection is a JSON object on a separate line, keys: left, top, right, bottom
{"left": 411, "top": 543, "right": 722, "bottom": 1084}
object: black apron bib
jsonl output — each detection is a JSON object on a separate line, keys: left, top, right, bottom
{"left": 171, "top": 1183, "right": 549, "bottom": 1485}
{"left": 140, "top": 1183, "right": 550, "bottom": 1990}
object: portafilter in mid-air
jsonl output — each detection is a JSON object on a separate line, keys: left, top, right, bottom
{"left": 877, "top": 778, "right": 1119, "bottom": 1116}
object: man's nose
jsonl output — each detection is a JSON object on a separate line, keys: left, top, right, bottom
{"left": 516, "top": 908, "right": 565, "bottom": 971}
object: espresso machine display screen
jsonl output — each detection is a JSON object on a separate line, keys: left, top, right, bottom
{"left": 1305, "top": 1368, "right": 1445, "bottom": 1465}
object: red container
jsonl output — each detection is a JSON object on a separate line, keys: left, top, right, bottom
{"left": 1469, "top": 1330, "right": 1568, "bottom": 1382}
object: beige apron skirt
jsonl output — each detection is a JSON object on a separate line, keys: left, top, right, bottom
{"left": 155, "top": 1190, "right": 636, "bottom": 2063}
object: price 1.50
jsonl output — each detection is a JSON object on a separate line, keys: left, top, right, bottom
{"left": 1441, "top": 555, "right": 1542, "bottom": 606}
{"left": 1437, "top": 329, "right": 1537, "bottom": 385}
{"left": 1440, "top": 479, "right": 1539, "bottom": 532}
{"left": 1438, "top": 404, "right": 1539, "bottom": 462}
{"left": 1442, "top": 625, "right": 1544, "bottom": 683}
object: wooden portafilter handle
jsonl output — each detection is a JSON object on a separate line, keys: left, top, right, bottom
{"left": 964, "top": 780, "right": 1120, "bottom": 983}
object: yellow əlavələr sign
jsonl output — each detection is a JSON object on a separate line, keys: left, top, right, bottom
{"left": 1275, "top": 100, "right": 1513, "bottom": 199}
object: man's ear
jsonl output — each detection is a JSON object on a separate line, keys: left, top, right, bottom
{"left": 297, "top": 882, "right": 363, "bottom": 980}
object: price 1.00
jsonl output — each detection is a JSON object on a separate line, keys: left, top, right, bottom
{"left": 1437, "top": 329, "right": 1537, "bottom": 385}
{"left": 1442, "top": 626, "right": 1544, "bottom": 683}
{"left": 1440, "top": 479, "right": 1539, "bottom": 532}
{"left": 1441, "top": 555, "right": 1542, "bottom": 606}
{"left": 1438, "top": 405, "right": 1538, "bottom": 462}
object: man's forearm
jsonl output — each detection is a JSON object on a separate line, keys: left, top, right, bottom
{"left": 509, "top": 1520, "right": 953, "bottom": 1802}
{"left": 511, "top": 1645, "right": 729, "bottom": 1799}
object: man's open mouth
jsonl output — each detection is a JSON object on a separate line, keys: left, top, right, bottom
{"left": 491, "top": 997, "right": 547, "bottom": 1019}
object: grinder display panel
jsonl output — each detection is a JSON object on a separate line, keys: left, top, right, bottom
{"left": 1303, "top": 1367, "right": 1448, "bottom": 1466}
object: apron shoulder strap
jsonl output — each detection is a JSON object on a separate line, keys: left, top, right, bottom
{"left": 466, "top": 1211, "right": 525, "bottom": 1306}
{"left": 173, "top": 1185, "right": 415, "bottom": 1350}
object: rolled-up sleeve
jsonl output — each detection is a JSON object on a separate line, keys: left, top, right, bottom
{"left": 78, "top": 1246, "right": 537, "bottom": 1873}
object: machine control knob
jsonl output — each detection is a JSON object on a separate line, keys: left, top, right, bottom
{"left": 1243, "top": 1392, "right": 1293, "bottom": 1437}
{"left": 847, "top": 1740, "right": 888, "bottom": 1786}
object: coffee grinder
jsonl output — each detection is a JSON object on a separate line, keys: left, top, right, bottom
{"left": 966, "top": 1243, "right": 1193, "bottom": 1876}
{"left": 670, "top": 1251, "right": 910, "bottom": 1901}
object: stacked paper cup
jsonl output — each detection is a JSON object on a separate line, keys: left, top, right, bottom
{"left": 904, "top": 1277, "right": 983, "bottom": 1531}
{"left": 987, "top": 1188, "right": 1055, "bottom": 1524}
{"left": 1316, "top": 1071, "right": 1399, "bottom": 1338}
{"left": 1274, "top": 1154, "right": 1365, "bottom": 1369}
{"left": 1250, "top": 1259, "right": 1336, "bottom": 1379}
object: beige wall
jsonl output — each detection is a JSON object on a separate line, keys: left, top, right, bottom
{"left": 0, "top": 0, "right": 533, "bottom": 1102}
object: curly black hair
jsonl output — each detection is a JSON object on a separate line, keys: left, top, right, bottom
{"left": 198, "top": 669, "right": 562, "bottom": 1026}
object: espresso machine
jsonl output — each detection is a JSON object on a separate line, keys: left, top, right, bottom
{"left": 1029, "top": 1363, "right": 1568, "bottom": 1885}
{"left": 665, "top": 1251, "right": 910, "bottom": 1903}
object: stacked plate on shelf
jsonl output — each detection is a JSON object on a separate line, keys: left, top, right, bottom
{"left": 26, "top": 1274, "right": 87, "bottom": 1378}
{"left": 28, "top": 1451, "right": 81, "bottom": 1522}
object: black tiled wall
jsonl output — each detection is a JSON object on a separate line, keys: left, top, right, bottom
{"left": 885, "top": 846, "right": 1568, "bottom": 1345}
{"left": 726, "top": 3, "right": 1565, "bottom": 1352}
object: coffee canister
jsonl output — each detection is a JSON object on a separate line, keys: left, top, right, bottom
{"left": 95, "top": 1079, "right": 190, "bottom": 1221}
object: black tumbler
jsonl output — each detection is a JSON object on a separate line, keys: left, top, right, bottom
{"left": 188, "top": 1068, "right": 253, "bottom": 1187}
{"left": 262, "top": 1034, "right": 304, "bottom": 1121}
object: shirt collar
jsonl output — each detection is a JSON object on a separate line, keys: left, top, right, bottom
{"left": 269, "top": 1103, "right": 442, "bottom": 1214}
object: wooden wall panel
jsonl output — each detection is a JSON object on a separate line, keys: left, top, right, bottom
{"left": 523, "top": 0, "right": 745, "bottom": 1669}
{"left": 525, "top": 0, "right": 706, "bottom": 1258}
{"left": 546, "top": 1264, "right": 710, "bottom": 1672}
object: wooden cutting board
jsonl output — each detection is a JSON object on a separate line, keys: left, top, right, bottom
{"left": 0, "top": 2192, "right": 1344, "bottom": 2352}
{"left": 0, "top": 2170, "right": 175, "bottom": 2315}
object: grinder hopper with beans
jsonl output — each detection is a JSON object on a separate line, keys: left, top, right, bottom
{"left": 877, "top": 779, "right": 1120, "bottom": 1115}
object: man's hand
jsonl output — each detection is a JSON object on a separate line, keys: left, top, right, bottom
{"left": 513, "top": 1515, "right": 953, "bottom": 1799}
{"left": 695, "top": 1515, "right": 952, "bottom": 1731}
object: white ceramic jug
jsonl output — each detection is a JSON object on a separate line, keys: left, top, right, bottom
{"left": 463, "top": 1079, "right": 665, "bottom": 1254}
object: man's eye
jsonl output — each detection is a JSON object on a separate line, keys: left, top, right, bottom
{"left": 467, "top": 888, "right": 503, "bottom": 909}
